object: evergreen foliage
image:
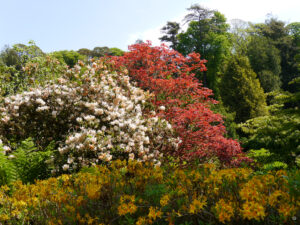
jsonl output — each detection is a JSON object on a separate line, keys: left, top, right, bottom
{"left": 176, "top": 7, "right": 231, "bottom": 97}
{"left": 247, "top": 148, "right": 288, "bottom": 171}
{"left": 220, "top": 55, "right": 268, "bottom": 123}
{"left": 109, "top": 47, "right": 124, "bottom": 56}
{"left": 159, "top": 21, "right": 180, "bottom": 50}
{"left": 239, "top": 79, "right": 300, "bottom": 167}
{"left": 246, "top": 35, "right": 282, "bottom": 92}
{"left": 254, "top": 18, "right": 299, "bottom": 93}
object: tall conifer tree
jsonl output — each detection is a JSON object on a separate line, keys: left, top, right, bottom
{"left": 220, "top": 55, "right": 268, "bottom": 122}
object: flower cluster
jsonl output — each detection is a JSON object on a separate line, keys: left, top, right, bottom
{"left": 0, "top": 61, "right": 179, "bottom": 172}
{"left": 108, "top": 42, "right": 250, "bottom": 166}
{"left": 0, "top": 160, "right": 298, "bottom": 224}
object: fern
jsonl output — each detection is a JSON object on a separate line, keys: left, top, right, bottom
{"left": 11, "top": 138, "right": 53, "bottom": 184}
{"left": 263, "top": 161, "right": 288, "bottom": 171}
{"left": 248, "top": 148, "right": 288, "bottom": 171}
{"left": 0, "top": 149, "right": 18, "bottom": 186}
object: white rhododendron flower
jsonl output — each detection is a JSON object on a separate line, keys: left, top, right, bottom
{"left": 0, "top": 60, "right": 181, "bottom": 173}
{"left": 158, "top": 106, "right": 165, "bottom": 111}
{"left": 62, "top": 164, "right": 69, "bottom": 171}
{"left": 2, "top": 145, "right": 11, "bottom": 152}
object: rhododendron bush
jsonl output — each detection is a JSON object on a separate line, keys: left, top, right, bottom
{"left": 0, "top": 61, "right": 179, "bottom": 173}
{"left": 109, "top": 42, "right": 250, "bottom": 165}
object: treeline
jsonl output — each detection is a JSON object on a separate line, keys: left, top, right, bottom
{"left": 0, "top": 43, "right": 124, "bottom": 94}
{"left": 0, "top": 42, "right": 124, "bottom": 69}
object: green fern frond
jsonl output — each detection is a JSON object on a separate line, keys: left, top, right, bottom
{"left": 0, "top": 150, "right": 18, "bottom": 186}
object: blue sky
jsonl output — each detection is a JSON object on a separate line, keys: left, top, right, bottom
{"left": 1, "top": 0, "right": 299, "bottom": 52}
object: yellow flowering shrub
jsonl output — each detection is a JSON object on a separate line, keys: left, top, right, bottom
{"left": 0, "top": 160, "right": 298, "bottom": 224}
{"left": 118, "top": 195, "right": 137, "bottom": 216}
{"left": 215, "top": 199, "right": 234, "bottom": 223}
{"left": 241, "top": 201, "right": 266, "bottom": 221}
{"left": 189, "top": 196, "right": 207, "bottom": 214}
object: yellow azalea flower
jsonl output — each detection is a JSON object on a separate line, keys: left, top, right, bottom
{"left": 276, "top": 170, "right": 287, "bottom": 177}
{"left": 0, "top": 159, "right": 296, "bottom": 224}
{"left": 148, "top": 207, "right": 162, "bottom": 220}
{"left": 240, "top": 187, "right": 260, "bottom": 202}
{"left": 189, "top": 197, "right": 207, "bottom": 214}
{"left": 118, "top": 195, "right": 137, "bottom": 216}
{"left": 60, "top": 174, "right": 70, "bottom": 182}
{"left": 278, "top": 203, "right": 296, "bottom": 218}
{"left": 160, "top": 194, "right": 170, "bottom": 207}
{"left": 0, "top": 214, "right": 10, "bottom": 221}
{"left": 76, "top": 195, "right": 85, "bottom": 206}
{"left": 86, "top": 184, "right": 101, "bottom": 200}
{"left": 120, "top": 195, "right": 135, "bottom": 203}
{"left": 203, "top": 163, "right": 216, "bottom": 171}
{"left": 215, "top": 199, "right": 234, "bottom": 223}
{"left": 241, "top": 201, "right": 265, "bottom": 221}
{"left": 136, "top": 217, "right": 147, "bottom": 225}
{"left": 87, "top": 217, "right": 95, "bottom": 225}
{"left": 65, "top": 205, "right": 75, "bottom": 213}
{"left": 268, "top": 190, "right": 285, "bottom": 207}
{"left": 118, "top": 202, "right": 137, "bottom": 216}
{"left": 1, "top": 185, "right": 10, "bottom": 192}
{"left": 239, "top": 178, "right": 266, "bottom": 203}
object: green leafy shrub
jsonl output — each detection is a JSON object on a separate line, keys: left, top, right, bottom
{"left": 248, "top": 148, "right": 288, "bottom": 171}
{"left": 0, "top": 53, "right": 68, "bottom": 96}
{"left": 0, "top": 41, "right": 58, "bottom": 96}
{"left": 263, "top": 161, "right": 288, "bottom": 170}
{"left": 240, "top": 90, "right": 300, "bottom": 167}
{"left": 51, "top": 50, "right": 85, "bottom": 68}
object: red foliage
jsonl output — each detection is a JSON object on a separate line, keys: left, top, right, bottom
{"left": 109, "top": 41, "right": 250, "bottom": 166}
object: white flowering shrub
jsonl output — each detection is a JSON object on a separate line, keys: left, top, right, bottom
{"left": 0, "top": 60, "right": 180, "bottom": 173}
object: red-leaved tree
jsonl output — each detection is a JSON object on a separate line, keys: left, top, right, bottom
{"left": 109, "top": 41, "right": 250, "bottom": 166}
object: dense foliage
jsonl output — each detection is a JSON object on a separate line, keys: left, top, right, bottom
{"left": 246, "top": 35, "right": 282, "bottom": 92}
{"left": 240, "top": 79, "right": 300, "bottom": 168}
{"left": 220, "top": 55, "right": 268, "bottom": 123}
{"left": 176, "top": 5, "right": 231, "bottom": 97}
{"left": 0, "top": 160, "right": 298, "bottom": 224}
{"left": 51, "top": 50, "right": 84, "bottom": 68}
